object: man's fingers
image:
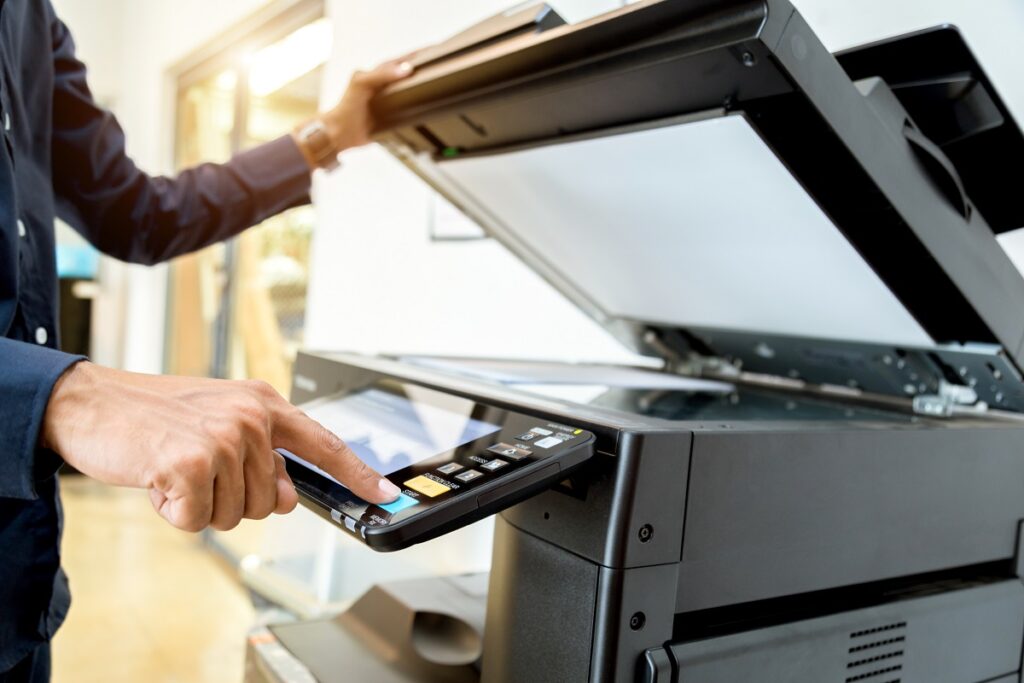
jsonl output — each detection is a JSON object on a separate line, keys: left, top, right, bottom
{"left": 210, "top": 464, "right": 245, "bottom": 531}
{"left": 242, "top": 449, "right": 279, "bottom": 521}
{"left": 149, "top": 480, "right": 213, "bottom": 533}
{"left": 351, "top": 60, "right": 414, "bottom": 91}
{"left": 273, "top": 452, "right": 299, "bottom": 515}
{"left": 273, "top": 410, "right": 400, "bottom": 504}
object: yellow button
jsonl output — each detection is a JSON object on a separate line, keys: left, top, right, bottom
{"left": 404, "top": 475, "right": 451, "bottom": 498}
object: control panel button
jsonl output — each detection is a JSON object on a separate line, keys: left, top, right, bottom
{"left": 515, "top": 432, "right": 537, "bottom": 442}
{"left": 404, "top": 475, "right": 451, "bottom": 498}
{"left": 455, "top": 470, "right": 484, "bottom": 483}
{"left": 437, "top": 462, "right": 464, "bottom": 475}
{"left": 530, "top": 427, "right": 553, "bottom": 436}
{"left": 533, "top": 436, "right": 562, "bottom": 449}
{"left": 481, "top": 459, "right": 508, "bottom": 472}
{"left": 488, "top": 443, "right": 531, "bottom": 460}
{"left": 378, "top": 493, "right": 420, "bottom": 515}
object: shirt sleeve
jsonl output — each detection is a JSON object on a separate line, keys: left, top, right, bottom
{"left": 47, "top": 10, "right": 313, "bottom": 266}
{"left": 0, "top": 339, "right": 84, "bottom": 500}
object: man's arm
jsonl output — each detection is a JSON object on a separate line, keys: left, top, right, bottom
{"left": 0, "top": 340, "right": 83, "bottom": 500}
{"left": 48, "top": 8, "right": 410, "bottom": 265}
{"left": 31, "top": 9, "right": 413, "bottom": 528}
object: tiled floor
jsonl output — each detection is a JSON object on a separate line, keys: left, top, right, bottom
{"left": 51, "top": 476, "right": 255, "bottom": 683}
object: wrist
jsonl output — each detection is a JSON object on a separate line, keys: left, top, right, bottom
{"left": 41, "top": 361, "right": 99, "bottom": 453}
{"left": 293, "top": 115, "right": 344, "bottom": 171}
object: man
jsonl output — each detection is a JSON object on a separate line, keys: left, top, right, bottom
{"left": 0, "top": 1, "right": 410, "bottom": 679}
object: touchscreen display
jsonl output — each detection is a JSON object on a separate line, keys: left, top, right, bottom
{"left": 282, "top": 385, "right": 501, "bottom": 484}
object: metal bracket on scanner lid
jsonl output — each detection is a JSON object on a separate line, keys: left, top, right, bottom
{"left": 913, "top": 381, "right": 988, "bottom": 418}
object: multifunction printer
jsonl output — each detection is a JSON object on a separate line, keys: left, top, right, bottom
{"left": 249, "top": 2, "right": 1024, "bottom": 681}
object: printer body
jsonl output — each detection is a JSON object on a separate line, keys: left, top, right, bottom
{"left": 286, "top": 351, "right": 1024, "bottom": 683}
{"left": 268, "top": 1, "right": 1024, "bottom": 681}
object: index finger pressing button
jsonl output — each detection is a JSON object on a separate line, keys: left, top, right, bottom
{"left": 378, "top": 493, "right": 420, "bottom": 515}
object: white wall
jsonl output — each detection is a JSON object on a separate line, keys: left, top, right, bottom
{"left": 793, "top": 0, "right": 1024, "bottom": 124}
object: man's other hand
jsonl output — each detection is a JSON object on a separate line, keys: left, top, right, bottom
{"left": 293, "top": 58, "right": 413, "bottom": 168}
{"left": 41, "top": 363, "right": 401, "bottom": 532}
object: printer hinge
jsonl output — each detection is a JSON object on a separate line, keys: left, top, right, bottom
{"left": 911, "top": 380, "right": 986, "bottom": 418}
{"left": 642, "top": 330, "right": 741, "bottom": 378}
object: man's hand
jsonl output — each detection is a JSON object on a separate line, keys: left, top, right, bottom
{"left": 294, "top": 58, "right": 414, "bottom": 168}
{"left": 41, "top": 362, "right": 401, "bottom": 532}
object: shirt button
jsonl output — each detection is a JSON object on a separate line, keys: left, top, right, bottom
{"left": 3, "top": 112, "right": 9, "bottom": 131}
{"left": 35, "top": 327, "right": 48, "bottom": 345}
{"left": 17, "top": 219, "right": 26, "bottom": 238}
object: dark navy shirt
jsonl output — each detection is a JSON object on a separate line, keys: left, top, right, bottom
{"left": 0, "top": 0, "right": 312, "bottom": 671}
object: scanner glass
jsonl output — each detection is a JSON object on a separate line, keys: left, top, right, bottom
{"left": 436, "top": 115, "right": 934, "bottom": 347}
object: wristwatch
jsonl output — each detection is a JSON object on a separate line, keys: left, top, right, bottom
{"left": 296, "top": 119, "right": 341, "bottom": 171}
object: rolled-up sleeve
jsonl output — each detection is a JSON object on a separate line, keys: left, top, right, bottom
{"left": 0, "top": 339, "right": 84, "bottom": 500}
{"left": 48, "top": 12, "right": 313, "bottom": 266}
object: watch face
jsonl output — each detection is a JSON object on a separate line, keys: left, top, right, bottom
{"left": 301, "top": 121, "right": 338, "bottom": 168}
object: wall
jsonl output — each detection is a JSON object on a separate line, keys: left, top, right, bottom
{"left": 793, "top": 0, "right": 1024, "bottom": 123}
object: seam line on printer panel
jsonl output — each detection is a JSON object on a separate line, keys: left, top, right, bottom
{"left": 767, "top": 6, "right": 796, "bottom": 52}
{"left": 677, "top": 432, "right": 697, "bottom": 564}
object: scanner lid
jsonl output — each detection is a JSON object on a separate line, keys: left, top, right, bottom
{"left": 371, "top": 1, "right": 1024, "bottom": 413}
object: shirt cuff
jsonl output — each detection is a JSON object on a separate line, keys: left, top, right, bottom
{"left": 0, "top": 339, "right": 85, "bottom": 500}
{"left": 229, "top": 134, "right": 313, "bottom": 219}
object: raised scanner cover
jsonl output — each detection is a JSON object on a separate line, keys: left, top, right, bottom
{"left": 438, "top": 115, "right": 934, "bottom": 347}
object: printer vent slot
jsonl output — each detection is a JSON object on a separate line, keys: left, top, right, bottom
{"left": 849, "top": 621, "right": 906, "bottom": 638}
{"left": 845, "top": 620, "right": 906, "bottom": 683}
{"left": 847, "top": 650, "right": 904, "bottom": 668}
{"left": 845, "top": 666, "right": 901, "bottom": 683}
{"left": 848, "top": 636, "right": 905, "bottom": 653}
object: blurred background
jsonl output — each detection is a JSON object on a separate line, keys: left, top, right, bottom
{"left": 46, "top": 0, "right": 1024, "bottom": 681}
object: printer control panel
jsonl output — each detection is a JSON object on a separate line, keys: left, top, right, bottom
{"left": 282, "top": 379, "right": 595, "bottom": 551}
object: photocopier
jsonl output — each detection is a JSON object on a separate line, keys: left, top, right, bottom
{"left": 245, "top": 1, "right": 1024, "bottom": 681}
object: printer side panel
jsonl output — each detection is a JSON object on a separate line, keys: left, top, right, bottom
{"left": 484, "top": 432, "right": 691, "bottom": 683}
{"left": 678, "top": 424, "right": 1024, "bottom": 613}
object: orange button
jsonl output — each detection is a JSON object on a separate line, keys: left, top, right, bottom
{"left": 404, "top": 475, "right": 451, "bottom": 498}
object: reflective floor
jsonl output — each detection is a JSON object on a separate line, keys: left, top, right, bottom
{"left": 52, "top": 476, "right": 254, "bottom": 683}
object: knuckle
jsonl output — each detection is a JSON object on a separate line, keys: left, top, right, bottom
{"left": 210, "top": 518, "right": 235, "bottom": 532}
{"left": 236, "top": 399, "right": 270, "bottom": 438}
{"left": 177, "top": 510, "right": 207, "bottom": 533}
{"left": 315, "top": 423, "right": 345, "bottom": 454}
{"left": 243, "top": 379, "right": 276, "bottom": 399}
{"left": 244, "top": 494, "right": 275, "bottom": 521}
{"left": 181, "top": 452, "right": 213, "bottom": 482}
{"left": 204, "top": 416, "right": 239, "bottom": 446}
{"left": 251, "top": 503, "right": 275, "bottom": 521}
{"left": 352, "top": 458, "right": 376, "bottom": 481}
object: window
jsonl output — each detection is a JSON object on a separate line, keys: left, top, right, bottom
{"left": 167, "top": 0, "right": 327, "bottom": 396}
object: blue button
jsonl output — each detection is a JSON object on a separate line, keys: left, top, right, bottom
{"left": 378, "top": 493, "right": 420, "bottom": 515}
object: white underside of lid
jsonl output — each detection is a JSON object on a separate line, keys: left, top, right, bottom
{"left": 438, "top": 114, "right": 934, "bottom": 347}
